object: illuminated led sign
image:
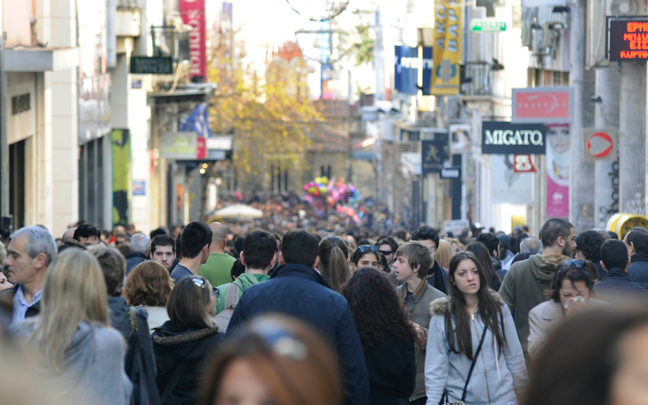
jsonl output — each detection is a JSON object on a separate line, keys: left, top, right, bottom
{"left": 609, "top": 19, "right": 648, "bottom": 61}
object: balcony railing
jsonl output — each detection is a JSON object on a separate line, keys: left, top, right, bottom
{"left": 461, "top": 62, "right": 492, "bottom": 96}
{"left": 150, "top": 26, "right": 191, "bottom": 64}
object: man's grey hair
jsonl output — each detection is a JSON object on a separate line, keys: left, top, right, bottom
{"left": 520, "top": 237, "right": 542, "bottom": 255}
{"left": 211, "top": 222, "right": 228, "bottom": 242}
{"left": 130, "top": 232, "right": 150, "bottom": 253}
{"left": 10, "top": 226, "right": 57, "bottom": 266}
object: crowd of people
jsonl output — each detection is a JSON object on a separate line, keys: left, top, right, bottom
{"left": 0, "top": 215, "right": 647, "bottom": 404}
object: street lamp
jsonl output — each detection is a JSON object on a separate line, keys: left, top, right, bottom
{"left": 285, "top": 0, "right": 350, "bottom": 21}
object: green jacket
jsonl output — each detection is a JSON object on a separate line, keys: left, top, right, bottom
{"left": 215, "top": 273, "right": 268, "bottom": 314}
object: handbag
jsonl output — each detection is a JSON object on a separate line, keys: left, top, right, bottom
{"left": 440, "top": 326, "right": 488, "bottom": 405}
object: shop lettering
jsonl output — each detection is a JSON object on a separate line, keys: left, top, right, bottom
{"left": 484, "top": 130, "right": 543, "bottom": 146}
{"left": 187, "top": 9, "right": 202, "bottom": 76}
{"left": 435, "top": 0, "right": 460, "bottom": 52}
{"left": 627, "top": 22, "right": 648, "bottom": 33}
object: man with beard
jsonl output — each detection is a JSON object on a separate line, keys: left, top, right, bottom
{"left": 499, "top": 218, "right": 576, "bottom": 356}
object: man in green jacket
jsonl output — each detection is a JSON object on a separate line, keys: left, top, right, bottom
{"left": 213, "top": 230, "right": 277, "bottom": 326}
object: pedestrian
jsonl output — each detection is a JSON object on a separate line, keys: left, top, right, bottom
{"left": 227, "top": 230, "right": 370, "bottom": 404}
{"left": 72, "top": 223, "right": 102, "bottom": 246}
{"left": 199, "top": 222, "right": 236, "bottom": 287}
{"left": 199, "top": 315, "right": 342, "bottom": 405}
{"left": 624, "top": 227, "right": 648, "bottom": 289}
{"left": 573, "top": 230, "right": 607, "bottom": 280}
{"left": 377, "top": 236, "right": 399, "bottom": 268}
{"left": 411, "top": 225, "right": 447, "bottom": 294}
{"left": 149, "top": 234, "right": 177, "bottom": 272}
{"left": 527, "top": 259, "right": 603, "bottom": 359}
{"left": 342, "top": 267, "right": 416, "bottom": 404}
{"left": 465, "top": 241, "right": 503, "bottom": 290}
{"left": 318, "top": 235, "right": 350, "bottom": 292}
{"left": 596, "top": 238, "right": 648, "bottom": 299}
{"left": 522, "top": 305, "right": 648, "bottom": 405}
{"left": 394, "top": 242, "right": 446, "bottom": 404}
{"left": 434, "top": 239, "right": 453, "bottom": 270}
{"left": 124, "top": 261, "right": 173, "bottom": 332}
{"left": 425, "top": 251, "right": 527, "bottom": 404}
{"left": 170, "top": 222, "right": 213, "bottom": 282}
{"left": 352, "top": 245, "right": 381, "bottom": 270}
{"left": 499, "top": 218, "right": 576, "bottom": 355}
{"left": 126, "top": 232, "right": 150, "bottom": 275}
{"left": 153, "top": 275, "right": 224, "bottom": 405}
{"left": 11, "top": 249, "right": 132, "bottom": 405}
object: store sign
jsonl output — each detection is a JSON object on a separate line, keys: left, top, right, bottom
{"left": 180, "top": 0, "right": 207, "bottom": 80}
{"left": 444, "top": 219, "right": 470, "bottom": 236}
{"left": 394, "top": 46, "right": 433, "bottom": 95}
{"left": 609, "top": 19, "right": 648, "bottom": 61}
{"left": 481, "top": 122, "right": 546, "bottom": 155}
{"left": 512, "top": 87, "right": 573, "bottom": 123}
{"left": 521, "top": 0, "right": 566, "bottom": 5}
{"left": 422, "top": 140, "right": 446, "bottom": 174}
{"left": 583, "top": 129, "right": 617, "bottom": 161}
{"left": 160, "top": 131, "right": 197, "bottom": 159}
{"left": 440, "top": 166, "right": 462, "bottom": 179}
{"left": 470, "top": 19, "right": 507, "bottom": 32}
{"left": 431, "top": 0, "right": 462, "bottom": 95}
{"left": 130, "top": 57, "right": 173, "bottom": 75}
{"left": 513, "top": 155, "right": 537, "bottom": 172}
{"left": 196, "top": 137, "right": 206, "bottom": 159}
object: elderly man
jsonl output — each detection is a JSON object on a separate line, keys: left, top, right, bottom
{"left": 2, "top": 226, "right": 57, "bottom": 323}
{"left": 126, "top": 232, "right": 150, "bottom": 274}
{"left": 199, "top": 221, "right": 236, "bottom": 287}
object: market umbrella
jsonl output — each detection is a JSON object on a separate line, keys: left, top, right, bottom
{"left": 213, "top": 204, "right": 263, "bottom": 220}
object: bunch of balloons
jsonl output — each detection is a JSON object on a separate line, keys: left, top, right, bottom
{"left": 303, "top": 176, "right": 330, "bottom": 197}
{"left": 302, "top": 176, "right": 362, "bottom": 222}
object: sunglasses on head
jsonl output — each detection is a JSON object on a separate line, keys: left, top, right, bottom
{"left": 557, "top": 259, "right": 585, "bottom": 271}
{"left": 190, "top": 276, "right": 218, "bottom": 296}
{"left": 358, "top": 245, "right": 378, "bottom": 253}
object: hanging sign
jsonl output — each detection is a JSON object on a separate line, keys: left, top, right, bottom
{"left": 440, "top": 166, "right": 462, "bottom": 179}
{"left": 583, "top": 129, "right": 617, "bottom": 161}
{"left": 422, "top": 140, "right": 446, "bottom": 174}
{"left": 470, "top": 19, "right": 507, "bottom": 32}
{"left": 431, "top": 0, "right": 462, "bottom": 95}
{"left": 609, "top": 19, "right": 648, "bottom": 61}
{"left": 512, "top": 87, "right": 573, "bottom": 123}
{"left": 481, "top": 121, "right": 547, "bottom": 155}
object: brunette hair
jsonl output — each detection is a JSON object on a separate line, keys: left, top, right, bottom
{"left": 318, "top": 236, "right": 350, "bottom": 293}
{"left": 342, "top": 267, "right": 415, "bottom": 348}
{"left": 88, "top": 246, "right": 126, "bottom": 296}
{"left": 167, "top": 276, "right": 213, "bottom": 329}
{"left": 446, "top": 251, "right": 507, "bottom": 360}
{"left": 395, "top": 242, "right": 432, "bottom": 279}
{"left": 550, "top": 260, "right": 596, "bottom": 303}
{"left": 465, "top": 242, "right": 501, "bottom": 285}
{"left": 124, "top": 261, "right": 174, "bottom": 307}
{"left": 199, "top": 315, "right": 342, "bottom": 405}
{"left": 351, "top": 247, "right": 379, "bottom": 267}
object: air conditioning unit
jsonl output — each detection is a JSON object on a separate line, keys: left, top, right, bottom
{"left": 586, "top": 0, "right": 648, "bottom": 68}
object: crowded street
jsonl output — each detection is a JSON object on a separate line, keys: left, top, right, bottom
{"left": 1, "top": 0, "right": 648, "bottom": 404}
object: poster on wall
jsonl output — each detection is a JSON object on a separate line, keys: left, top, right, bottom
{"left": 450, "top": 124, "right": 472, "bottom": 154}
{"left": 431, "top": 0, "right": 462, "bottom": 95}
{"left": 111, "top": 129, "right": 131, "bottom": 226}
{"left": 491, "top": 155, "right": 534, "bottom": 204}
{"left": 546, "top": 124, "right": 570, "bottom": 218}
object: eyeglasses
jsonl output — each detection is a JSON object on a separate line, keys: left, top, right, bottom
{"left": 358, "top": 245, "right": 378, "bottom": 253}
{"left": 378, "top": 250, "right": 393, "bottom": 256}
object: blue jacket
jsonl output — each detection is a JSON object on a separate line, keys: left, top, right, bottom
{"left": 597, "top": 267, "right": 648, "bottom": 298}
{"left": 227, "top": 263, "right": 370, "bottom": 404}
{"left": 628, "top": 253, "right": 648, "bottom": 289}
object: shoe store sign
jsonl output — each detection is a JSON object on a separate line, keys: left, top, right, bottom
{"left": 481, "top": 121, "right": 546, "bottom": 155}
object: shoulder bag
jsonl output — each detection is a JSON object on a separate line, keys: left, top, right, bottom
{"left": 440, "top": 326, "right": 488, "bottom": 405}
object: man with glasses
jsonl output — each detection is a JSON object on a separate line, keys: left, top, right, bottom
{"left": 377, "top": 236, "right": 398, "bottom": 268}
{"left": 499, "top": 218, "right": 577, "bottom": 356}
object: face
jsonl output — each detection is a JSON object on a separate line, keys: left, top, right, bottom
{"left": 152, "top": 245, "right": 176, "bottom": 270}
{"left": 393, "top": 255, "right": 419, "bottom": 282}
{"left": 214, "top": 358, "right": 274, "bottom": 405}
{"left": 354, "top": 253, "right": 379, "bottom": 270}
{"left": 417, "top": 239, "right": 437, "bottom": 250}
{"left": 115, "top": 236, "right": 127, "bottom": 247}
{"left": 562, "top": 228, "right": 577, "bottom": 257}
{"left": 610, "top": 325, "right": 648, "bottom": 405}
{"left": 378, "top": 244, "right": 395, "bottom": 265}
{"left": 6, "top": 235, "right": 41, "bottom": 286}
{"left": 453, "top": 259, "right": 480, "bottom": 296}
{"left": 548, "top": 126, "right": 570, "bottom": 153}
{"left": 207, "top": 281, "right": 216, "bottom": 316}
{"left": 558, "top": 279, "right": 589, "bottom": 309}
{"left": 79, "top": 235, "right": 100, "bottom": 247}
{"left": 0, "top": 272, "right": 13, "bottom": 291}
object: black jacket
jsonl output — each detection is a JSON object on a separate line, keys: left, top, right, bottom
{"left": 153, "top": 321, "right": 224, "bottom": 405}
{"left": 127, "top": 252, "right": 149, "bottom": 275}
{"left": 628, "top": 253, "right": 648, "bottom": 290}
{"left": 364, "top": 331, "right": 416, "bottom": 404}
{"left": 426, "top": 261, "right": 447, "bottom": 295}
{"left": 0, "top": 285, "right": 40, "bottom": 321}
{"left": 227, "top": 263, "right": 370, "bottom": 405}
{"left": 597, "top": 268, "right": 648, "bottom": 299}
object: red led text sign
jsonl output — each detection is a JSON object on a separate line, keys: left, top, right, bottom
{"left": 512, "top": 87, "right": 573, "bottom": 124}
{"left": 609, "top": 19, "right": 648, "bottom": 61}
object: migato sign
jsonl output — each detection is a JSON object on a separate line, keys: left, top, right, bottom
{"left": 482, "top": 121, "right": 546, "bottom": 155}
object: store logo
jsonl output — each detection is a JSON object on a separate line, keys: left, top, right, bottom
{"left": 435, "top": 59, "right": 458, "bottom": 82}
{"left": 481, "top": 121, "right": 547, "bottom": 155}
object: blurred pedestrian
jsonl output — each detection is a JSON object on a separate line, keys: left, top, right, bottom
{"left": 425, "top": 251, "right": 527, "bottom": 404}
{"left": 199, "top": 222, "right": 236, "bottom": 287}
{"left": 126, "top": 232, "right": 150, "bottom": 275}
{"left": 377, "top": 237, "right": 399, "bottom": 268}
{"left": 434, "top": 239, "right": 453, "bottom": 271}
{"left": 574, "top": 230, "right": 607, "bottom": 280}
{"left": 170, "top": 222, "right": 212, "bottom": 282}
{"left": 596, "top": 239, "right": 648, "bottom": 299}
{"left": 342, "top": 267, "right": 416, "bottom": 404}
{"left": 318, "top": 236, "right": 350, "bottom": 293}
{"left": 73, "top": 223, "right": 101, "bottom": 246}
{"left": 465, "top": 242, "right": 503, "bottom": 290}
{"left": 124, "top": 261, "right": 173, "bottom": 332}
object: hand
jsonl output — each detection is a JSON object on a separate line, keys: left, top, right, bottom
{"left": 564, "top": 297, "right": 587, "bottom": 318}
{"left": 411, "top": 322, "right": 426, "bottom": 345}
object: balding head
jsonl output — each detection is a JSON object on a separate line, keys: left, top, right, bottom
{"left": 62, "top": 227, "right": 77, "bottom": 242}
{"left": 520, "top": 237, "right": 542, "bottom": 255}
{"left": 209, "top": 221, "right": 227, "bottom": 252}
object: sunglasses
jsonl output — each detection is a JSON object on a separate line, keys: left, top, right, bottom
{"left": 378, "top": 250, "right": 392, "bottom": 256}
{"left": 190, "top": 276, "right": 218, "bottom": 296}
{"left": 358, "top": 245, "right": 378, "bottom": 253}
{"left": 557, "top": 259, "right": 585, "bottom": 272}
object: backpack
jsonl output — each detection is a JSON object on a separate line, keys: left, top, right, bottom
{"left": 213, "top": 283, "right": 240, "bottom": 332}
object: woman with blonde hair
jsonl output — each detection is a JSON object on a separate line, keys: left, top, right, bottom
{"left": 124, "top": 260, "right": 174, "bottom": 332}
{"left": 435, "top": 239, "right": 453, "bottom": 270}
{"left": 11, "top": 249, "right": 132, "bottom": 405}
{"left": 318, "top": 236, "right": 350, "bottom": 293}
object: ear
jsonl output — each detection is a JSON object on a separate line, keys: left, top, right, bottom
{"left": 312, "top": 256, "right": 320, "bottom": 270}
{"left": 557, "top": 236, "right": 565, "bottom": 248}
{"left": 279, "top": 251, "right": 286, "bottom": 265}
{"left": 240, "top": 251, "right": 247, "bottom": 266}
{"left": 630, "top": 242, "right": 637, "bottom": 255}
{"left": 412, "top": 263, "right": 421, "bottom": 274}
{"left": 627, "top": 256, "right": 632, "bottom": 268}
{"left": 33, "top": 252, "right": 47, "bottom": 270}
{"left": 600, "top": 260, "right": 608, "bottom": 272}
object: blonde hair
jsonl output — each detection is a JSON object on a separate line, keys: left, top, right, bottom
{"left": 27, "top": 249, "right": 109, "bottom": 371}
{"left": 435, "top": 239, "right": 453, "bottom": 269}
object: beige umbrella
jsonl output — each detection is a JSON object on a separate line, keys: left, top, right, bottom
{"left": 213, "top": 204, "right": 263, "bottom": 220}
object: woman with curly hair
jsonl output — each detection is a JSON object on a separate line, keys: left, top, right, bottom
{"left": 124, "top": 261, "right": 174, "bottom": 332}
{"left": 342, "top": 267, "right": 416, "bottom": 404}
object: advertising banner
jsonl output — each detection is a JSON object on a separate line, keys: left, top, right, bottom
{"left": 609, "top": 20, "right": 648, "bottom": 61}
{"left": 111, "top": 129, "right": 131, "bottom": 226}
{"left": 491, "top": 155, "right": 533, "bottom": 204}
{"left": 180, "top": 0, "right": 207, "bottom": 81}
{"left": 395, "top": 46, "right": 419, "bottom": 95}
{"left": 512, "top": 87, "right": 573, "bottom": 123}
{"left": 422, "top": 46, "right": 433, "bottom": 96}
{"left": 546, "top": 124, "right": 570, "bottom": 218}
{"left": 450, "top": 123, "right": 471, "bottom": 154}
{"left": 431, "top": 0, "right": 462, "bottom": 95}
{"left": 422, "top": 140, "right": 446, "bottom": 174}
{"left": 481, "top": 121, "right": 546, "bottom": 155}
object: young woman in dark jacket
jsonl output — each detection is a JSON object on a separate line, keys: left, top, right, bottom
{"left": 342, "top": 267, "right": 416, "bottom": 405}
{"left": 153, "top": 276, "right": 224, "bottom": 405}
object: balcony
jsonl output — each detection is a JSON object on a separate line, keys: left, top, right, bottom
{"left": 150, "top": 26, "right": 191, "bottom": 64}
{"left": 461, "top": 62, "right": 493, "bottom": 96}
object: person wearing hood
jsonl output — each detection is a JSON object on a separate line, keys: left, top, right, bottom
{"left": 213, "top": 230, "right": 277, "bottom": 332}
{"left": 226, "top": 230, "right": 370, "bottom": 405}
{"left": 498, "top": 218, "right": 576, "bottom": 356}
{"left": 625, "top": 228, "right": 648, "bottom": 289}
{"left": 153, "top": 275, "right": 224, "bottom": 404}
{"left": 11, "top": 249, "right": 132, "bottom": 405}
{"left": 425, "top": 251, "right": 527, "bottom": 405}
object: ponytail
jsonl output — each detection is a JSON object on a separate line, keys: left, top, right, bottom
{"left": 326, "top": 245, "right": 350, "bottom": 293}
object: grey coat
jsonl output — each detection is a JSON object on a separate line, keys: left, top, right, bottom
{"left": 396, "top": 280, "right": 446, "bottom": 401}
{"left": 424, "top": 294, "right": 528, "bottom": 405}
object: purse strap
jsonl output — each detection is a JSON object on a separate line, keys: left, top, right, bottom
{"left": 460, "top": 326, "right": 488, "bottom": 401}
